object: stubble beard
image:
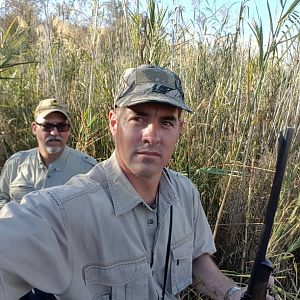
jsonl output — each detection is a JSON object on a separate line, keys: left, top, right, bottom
{"left": 131, "top": 155, "right": 163, "bottom": 179}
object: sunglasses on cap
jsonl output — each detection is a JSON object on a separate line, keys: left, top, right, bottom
{"left": 36, "top": 122, "right": 71, "bottom": 132}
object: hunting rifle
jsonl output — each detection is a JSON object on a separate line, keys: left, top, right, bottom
{"left": 241, "top": 127, "right": 294, "bottom": 300}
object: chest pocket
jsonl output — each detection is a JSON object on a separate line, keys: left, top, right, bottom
{"left": 10, "top": 184, "right": 35, "bottom": 202}
{"left": 9, "top": 164, "right": 36, "bottom": 202}
{"left": 170, "top": 234, "right": 193, "bottom": 295}
{"left": 83, "top": 257, "right": 148, "bottom": 300}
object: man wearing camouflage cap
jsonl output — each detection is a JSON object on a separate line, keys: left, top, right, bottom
{"left": 0, "top": 98, "right": 97, "bottom": 299}
{"left": 0, "top": 65, "right": 273, "bottom": 300}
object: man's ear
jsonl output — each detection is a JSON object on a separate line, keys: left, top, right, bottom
{"left": 109, "top": 110, "right": 117, "bottom": 136}
{"left": 31, "top": 122, "right": 37, "bottom": 135}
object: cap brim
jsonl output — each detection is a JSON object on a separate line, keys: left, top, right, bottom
{"left": 36, "top": 109, "right": 69, "bottom": 120}
{"left": 117, "top": 93, "right": 192, "bottom": 113}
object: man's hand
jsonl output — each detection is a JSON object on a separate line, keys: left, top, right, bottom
{"left": 235, "top": 276, "right": 275, "bottom": 300}
{"left": 232, "top": 289, "right": 275, "bottom": 300}
{"left": 192, "top": 253, "right": 276, "bottom": 300}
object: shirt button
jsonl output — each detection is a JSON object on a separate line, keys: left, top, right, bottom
{"left": 147, "top": 219, "right": 154, "bottom": 225}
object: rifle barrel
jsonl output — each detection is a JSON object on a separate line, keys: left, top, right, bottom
{"left": 256, "top": 127, "right": 294, "bottom": 261}
{"left": 242, "top": 127, "right": 294, "bottom": 300}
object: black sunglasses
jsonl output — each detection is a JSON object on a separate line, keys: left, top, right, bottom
{"left": 36, "top": 122, "right": 71, "bottom": 132}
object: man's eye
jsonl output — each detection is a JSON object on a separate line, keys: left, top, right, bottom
{"left": 131, "top": 116, "right": 144, "bottom": 122}
{"left": 162, "top": 121, "right": 174, "bottom": 127}
{"left": 42, "top": 124, "right": 53, "bottom": 131}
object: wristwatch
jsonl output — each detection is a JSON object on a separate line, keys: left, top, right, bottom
{"left": 224, "top": 286, "right": 242, "bottom": 300}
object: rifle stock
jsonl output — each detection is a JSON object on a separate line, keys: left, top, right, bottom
{"left": 241, "top": 127, "right": 294, "bottom": 300}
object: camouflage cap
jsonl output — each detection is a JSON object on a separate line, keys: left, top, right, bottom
{"left": 114, "top": 64, "right": 192, "bottom": 113}
{"left": 34, "top": 98, "right": 69, "bottom": 121}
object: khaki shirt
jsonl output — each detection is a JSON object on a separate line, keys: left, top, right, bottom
{"left": 0, "top": 152, "right": 216, "bottom": 300}
{"left": 0, "top": 146, "right": 97, "bottom": 207}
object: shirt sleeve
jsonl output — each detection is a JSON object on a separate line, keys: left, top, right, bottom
{"left": 0, "top": 159, "right": 13, "bottom": 208}
{"left": 192, "top": 187, "right": 216, "bottom": 259}
{"left": 0, "top": 191, "right": 72, "bottom": 299}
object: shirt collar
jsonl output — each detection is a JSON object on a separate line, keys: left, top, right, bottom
{"left": 50, "top": 146, "right": 69, "bottom": 171}
{"left": 37, "top": 146, "right": 69, "bottom": 171}
{"left": 105, "top": 152, "right": 177, "bottom": 216}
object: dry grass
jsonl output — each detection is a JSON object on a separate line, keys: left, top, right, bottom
{"left": 0, "top": 0, "right": 299, "bottom": 298}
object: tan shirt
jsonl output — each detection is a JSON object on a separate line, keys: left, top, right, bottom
{"left": 0, "top": 152, "right": 216, "bottom": 300}
{"left": 0, "top": 146, "right": 97, "bottom": 207}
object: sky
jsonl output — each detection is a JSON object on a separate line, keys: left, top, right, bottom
{"left": 2, "top": 0, "right": 296, "bottom": 43}
{"left": 153, "top": 0, "right": 296, "bottom": 24}
{"left": 139, "top": 0, "right": 299, "bottom": 42}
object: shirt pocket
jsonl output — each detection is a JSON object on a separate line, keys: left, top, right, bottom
{"left": 170, "top": 234, "right": 193, "bottom": 295}
{"left": 83, "top": 256, "right": 148, "bottom": 300}
{"left": 10, "top": 184, "right": 35, "bottom": 202}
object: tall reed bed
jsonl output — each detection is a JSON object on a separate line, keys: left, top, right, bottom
{"left": 0, "top": 0, "right": 299, "bottom": 298}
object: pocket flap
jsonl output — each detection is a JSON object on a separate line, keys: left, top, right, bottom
{"left": 83, "top": 256, "right": 148, "bottom": 286}
{"left": 171, "top": 235, "right": 193, "bottom": 260}
{"left": 10, "top": 185, "right": 35, "bottom": 202}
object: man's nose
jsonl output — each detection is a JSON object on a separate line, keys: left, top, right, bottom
{"left": 142, "top": 123, "right": 161, "bottom": 144}
{"left": 50, "top": 126, "right": 59, "bottom": 135}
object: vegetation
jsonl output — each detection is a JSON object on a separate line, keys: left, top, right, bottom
{"left": 0, "top": 0, "right": 299, "bottom": 298}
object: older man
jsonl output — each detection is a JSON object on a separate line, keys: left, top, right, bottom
{"left": 0, "top": 98, "right": 97, "bottom": 299}
{"left": 0, "top": 98, "right": 96, "bottom": 206}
